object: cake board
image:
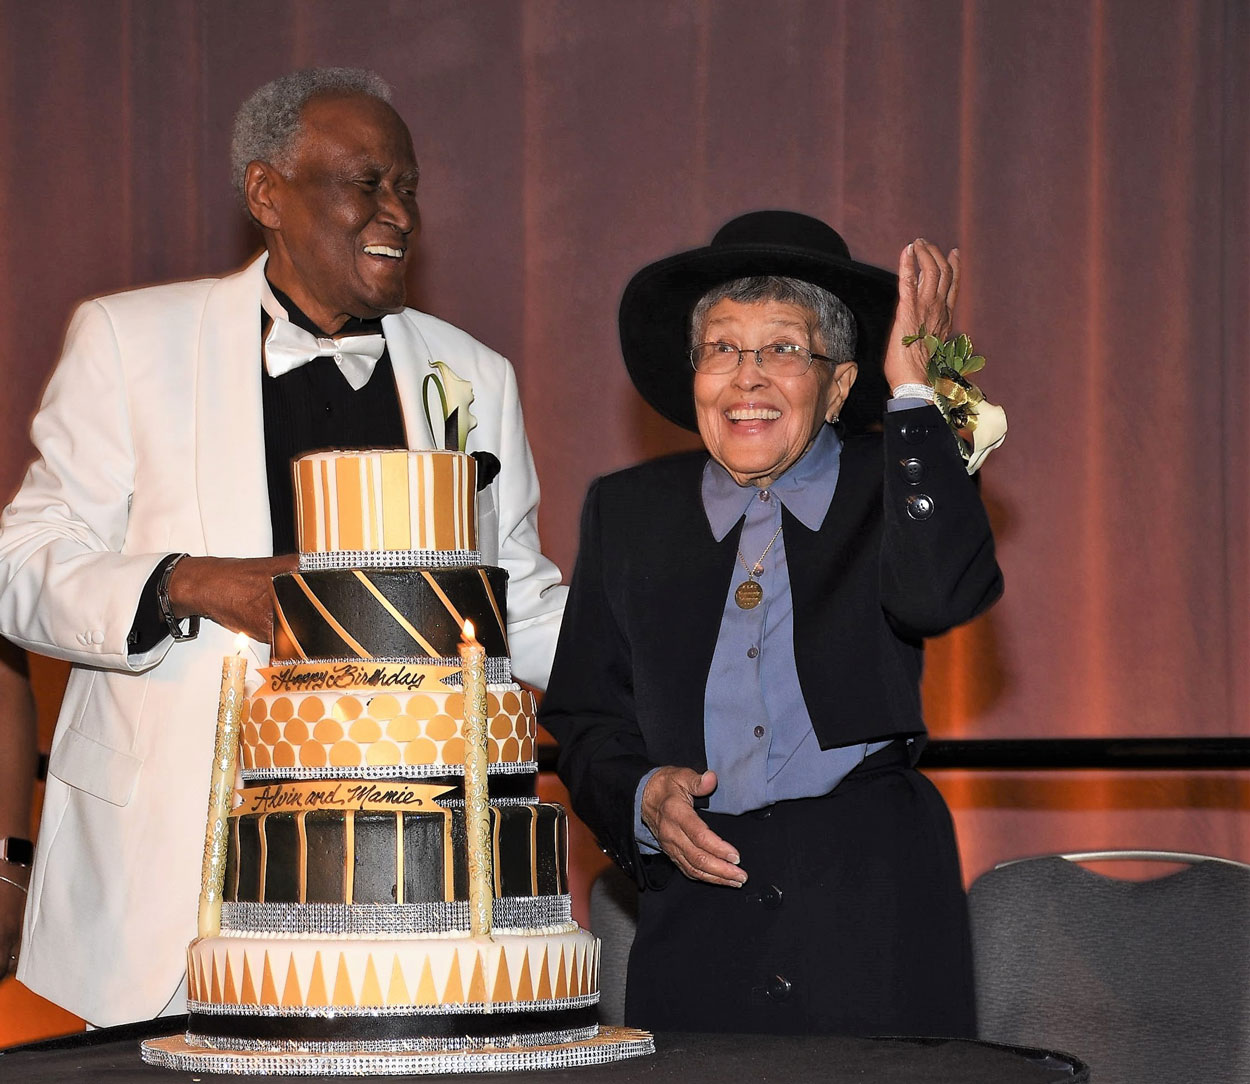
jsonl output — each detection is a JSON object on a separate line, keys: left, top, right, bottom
{"left": 141, "top": 1026, "right": 654, "bottom": 1075}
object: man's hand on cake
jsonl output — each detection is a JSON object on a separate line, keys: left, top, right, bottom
{"left": 169, "top": 555, "right": 298, "bottom": 642}
{"left": 641, "top": 767, "right": 746, "bottom": 887}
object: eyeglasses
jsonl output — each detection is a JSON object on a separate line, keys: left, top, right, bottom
{"left": 689, "top": 342, "right": 839, "bottom": 377}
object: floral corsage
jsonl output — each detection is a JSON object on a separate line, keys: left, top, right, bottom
{"left": 901, "top": 328, "right": 1007, "bottom": 474}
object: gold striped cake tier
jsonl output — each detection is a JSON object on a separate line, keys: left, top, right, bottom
{"left": 224, "top": 804, "right": 567, "bottom": 909}
{"left": 240, "top": 687, "right": 536, "bottom": 779}
{"left": 294, "top": 449, "right": 477, "bottom": 556}
{"left": 271, "top": 567, "right": 508, "bottom": 663}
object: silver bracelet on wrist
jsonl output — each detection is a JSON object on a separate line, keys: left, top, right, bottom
{"left": 0, "top": 874, "right": 28, "bottom": 894}
{"left": 891, "top": 382, "right": 936, "bottom": 402}
{"left": 158, "top": 553, "right": 200, "bottom": 643}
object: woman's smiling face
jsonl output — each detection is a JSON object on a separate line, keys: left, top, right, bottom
{"left": 693, "top": 298, "right": 857, "bottom": 487}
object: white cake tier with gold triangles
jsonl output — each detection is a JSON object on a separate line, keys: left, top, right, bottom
{"left": 186, "top": 927, "right": 600, "bottom": 1050}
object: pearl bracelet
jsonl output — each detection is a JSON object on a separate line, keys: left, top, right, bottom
{"left": 891, "top": 382, "right": 936, "bottom": 401}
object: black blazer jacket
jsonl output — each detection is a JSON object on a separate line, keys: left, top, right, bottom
{"left": 539, "top": 405, "right": 1003, "bottom": 886}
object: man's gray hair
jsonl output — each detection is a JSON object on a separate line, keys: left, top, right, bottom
{"left": 690, "top": 276, "right": 858, "bottom": 363}
{"left": 230, "top": 67, "right": 393, "bottom": 200}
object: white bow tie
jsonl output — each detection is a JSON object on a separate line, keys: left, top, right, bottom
{"left": 263, "top": 317, "right": 386, "bottom": 391}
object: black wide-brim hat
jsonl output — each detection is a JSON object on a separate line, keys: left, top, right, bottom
{"left": 619, "top": 210, "right": 898, "bottom": 434}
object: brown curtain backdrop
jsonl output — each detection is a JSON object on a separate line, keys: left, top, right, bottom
{"left": 0, "top": 1, "right": 1248, "bottom": 1033}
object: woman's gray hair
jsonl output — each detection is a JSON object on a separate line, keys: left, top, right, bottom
{"left": 230, "top": 67, "right": 393, "bottom": 201}
{"left": 690, "top": 276, "right": 858, "bottom": 362}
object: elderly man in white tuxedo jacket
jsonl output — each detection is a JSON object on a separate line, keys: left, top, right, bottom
{"left": 0, "top": 69, "right": 566, "bottom": 1027}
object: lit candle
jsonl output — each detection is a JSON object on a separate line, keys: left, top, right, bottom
{"left": 197, "top": 633, "right": 249, "bottom": 939}
{"left": 459, "top": 620, "right": 493, "bottom": 939}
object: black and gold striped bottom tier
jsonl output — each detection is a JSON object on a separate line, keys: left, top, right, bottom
{"left": 224, "top": 803, "right": 568, "bottom": 909}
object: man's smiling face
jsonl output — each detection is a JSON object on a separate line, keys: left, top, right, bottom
{"left": 258, "top": 92, "right": 419, "bottom": 333}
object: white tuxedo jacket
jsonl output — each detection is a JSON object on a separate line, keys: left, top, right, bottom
{"left": 0, "top": 255, "right": 566, "bottom": 1026}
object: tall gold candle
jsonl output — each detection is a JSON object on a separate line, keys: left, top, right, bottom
{"left": 459, "top": 620, "right": 493, "bottom": 939}
{"left": 197, "top": 635, "right": 249, "bottom": 939}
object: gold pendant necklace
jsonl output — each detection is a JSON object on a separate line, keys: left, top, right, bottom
{"left": 734, "top": 522, "right": 784, "bottom": 610}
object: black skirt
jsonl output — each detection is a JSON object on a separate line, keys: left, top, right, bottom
{"left": 623, "top": 746, "right": 975, "bottom": 1037}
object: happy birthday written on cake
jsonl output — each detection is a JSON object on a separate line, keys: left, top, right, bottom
{"left": 231, "top": 779, "right": 455, "bottom": 816}
{"left": 260, "top": 661, "right": 462, "bottom": 693}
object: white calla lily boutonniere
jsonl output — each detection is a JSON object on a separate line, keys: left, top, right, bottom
{"left": 423, "top": 361, "right": 477, "bottom": 452}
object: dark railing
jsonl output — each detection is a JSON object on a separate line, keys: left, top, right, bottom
{"left": 39, "top": 739, "right": 1250, "bottom": 783}
{"left": 535, "top": 737, "right": 1250, "bottom": 774}
{"left": 919, "top": 738, "right": 1250, "bottom": 770}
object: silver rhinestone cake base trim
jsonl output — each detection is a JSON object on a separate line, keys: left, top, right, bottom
{"left": 141, "top": 1026, "right": 655, "bottom": 1075}
{"left": 183, "top": 1025, "right": 598, "bottom": 1053}
{"left": 221, "top": 895, "right": 572, "bottom": 935}
{"left": 298, "top": 550, "right": 482, "bottom": 571}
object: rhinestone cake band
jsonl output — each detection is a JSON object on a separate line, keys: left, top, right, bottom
{"left": 300, "top": 549, "right": 482, "bottom": 571}
{"left": 437, "top": 795, "right": 541, "bottom": 806}
{"left": 240, "top": 760, "right": 537, "bottom": 782}
{"left": 221, "top": 895, "right": 573, "bottom": 935}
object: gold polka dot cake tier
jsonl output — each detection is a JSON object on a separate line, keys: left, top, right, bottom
{"left": 224, "top": 805, "right": 567, "bottom": 907}
{"left": 295, "top": 449, "right": 477, "bottom": 556}
{"left": 240, "top": 686, "right": 536, "bottom": 780}
{"left": 271, "top": 568, "right": 508, "bottom": 663}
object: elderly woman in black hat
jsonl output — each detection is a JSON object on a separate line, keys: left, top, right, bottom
{"left": 540, "top": 211, "right": 1003, "bottom": 1037}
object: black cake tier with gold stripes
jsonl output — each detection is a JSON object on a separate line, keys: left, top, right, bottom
{"left": 223, "top": 804, "right": 567, "bottom": 913}
{"left": 271, "top": 567, "right": 508, "bottom": 663}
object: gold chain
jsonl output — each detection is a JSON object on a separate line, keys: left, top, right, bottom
{"left": 737, "top": 521, "right": 784, "bottom": 579}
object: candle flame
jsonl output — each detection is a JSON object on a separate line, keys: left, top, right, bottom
{"left": 463, "top": 619, "right": 476, "bottom": 641}
{"left": 234, "top": 632, "right": 249, "bottom": 655}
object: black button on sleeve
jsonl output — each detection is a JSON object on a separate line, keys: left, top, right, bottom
{"left": 766, "top": 975, "right": 792, "bottom": 1001}
{"left": 905, "top": 494, "right": 935, "bottom": 521}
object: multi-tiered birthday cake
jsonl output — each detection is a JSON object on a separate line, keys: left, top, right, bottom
{"left": 143, "top": 449, "right": 652, "bottom": 1075}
